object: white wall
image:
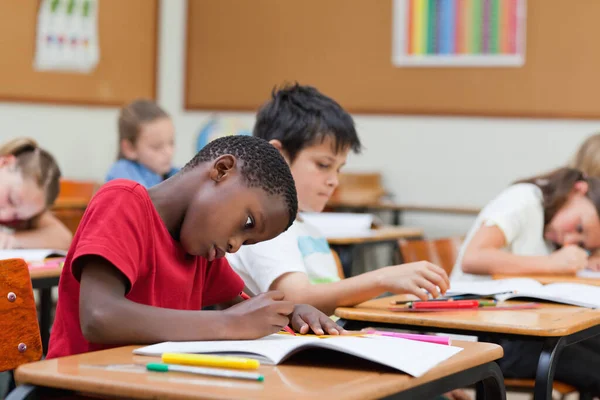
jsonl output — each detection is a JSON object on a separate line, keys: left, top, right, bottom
{"left": 2, "top": 0, "right": 599, "bottom": 237}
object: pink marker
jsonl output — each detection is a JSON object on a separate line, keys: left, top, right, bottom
{"left": 364, "top": 330, "right": 451, "bottom": 346}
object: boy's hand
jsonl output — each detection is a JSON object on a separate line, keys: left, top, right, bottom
{"left": 223, "top": 291, "right": 294, "bottom": 339}
{"left": 377, "top": 262, "right": 450, "bottom": 300}
{"left": 290, "top": 304, "right": 346, "bottom": 335}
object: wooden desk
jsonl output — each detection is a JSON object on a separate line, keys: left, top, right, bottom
{"left": 12, "top": 343, "right": 506, "bottom": 400}
{"left": 493, "top": 274, "right": 600, "bottom": 287}
{"left": 327, "top": 226, "right": 424, "bottom": 278}
{"left": 335, "top": 295, "right": 600, "bottom": 400}
{"left": 29, "top": 265, "right": 62, "bottom": 355}
{"left": 326, "top": 226, "right": 424, "bottom": 245}
{"left": 327, "top": 201, "right": 481, "bottom": 225}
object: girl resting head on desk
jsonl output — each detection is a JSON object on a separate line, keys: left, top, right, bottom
{"left": 454, "top": 166, "right": 600, "bottom": 397}
{"left": 454, "top": 167, "right": 600, "bottom": 282}
{"left": 0, "top": 137, "right": 72, "bottom": 250}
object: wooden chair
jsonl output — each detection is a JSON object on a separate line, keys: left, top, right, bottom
{"left": 1, "top": 259, "right": 43, "bottom": 398}
{"left": 52, "top": 179, "right": 99, "bottom": 234}
{"left": 329, "top": 172, "right": 389, "bottom": 206}
{"left": 397, "top": 237, "right": 463, "bottom": 276}
{"left": 58, "top": 179, "right": 99, "bottom": 199}
{"left": 398, "top": 237, "right": 583, "bottom": 400}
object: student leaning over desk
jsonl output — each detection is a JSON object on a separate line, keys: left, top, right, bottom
{"left": 47, "top": 135, "right": 343, "bottom": 360}
{"left": 227, "top": 84, "right": 450, "bottom": 316}
{"left": 570, "top": 132, "right": 600, "bottom": 269}
{"left": 226, "top": 83, "right": 464, "bottom": 400}
{"left": 453, "top": 167, "right": 600, "bottom": 395}
{"left": 0, "top": 137, "right": 72, "bottom": 250}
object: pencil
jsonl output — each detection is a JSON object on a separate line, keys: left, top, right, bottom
{"left": 147, "top": 363, "right": 264, "bottom": 381}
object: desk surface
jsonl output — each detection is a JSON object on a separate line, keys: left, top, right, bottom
{"left": 326, "top": 226, "right": 423, "bottom": 245}
{"left": 29, "top": 265, "right": 63, "bottom": 280}
{"left": 15, "top": 342, "right": 502, "bottom": 400}
{"left": 493, "top": 273, "right": 600, "bottom": 286}
{"left": 335, "top": 295, "right": 600, "bottom": 337}
{"left": 327, "top": 201, "right": 481, "bottom": 215}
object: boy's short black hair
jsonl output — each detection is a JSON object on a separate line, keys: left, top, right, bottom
{"left": 184, "top": 135, "right": 298, "bottom": 229}
{"left": 253, "top": 83, "right": 362, "bottom": 162}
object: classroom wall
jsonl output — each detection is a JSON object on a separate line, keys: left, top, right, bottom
{"left": 1, "top": 0, "right": 598, "bottom": 237}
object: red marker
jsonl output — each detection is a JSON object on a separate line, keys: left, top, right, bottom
{"left": 240, "top": 292, "right": 296, "bottom": 336}
{"left": 408, "top": 300, "right": 480, "bottom": 310}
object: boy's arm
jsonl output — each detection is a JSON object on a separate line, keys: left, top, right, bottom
{"left": 271, "top": 262, "right": 449, "bottom": 316}
{"left": 14, "top": 211, "right": 72, "bottom": 250}
{"left": 79, "top": 256, "right": 292, "bottom": 344}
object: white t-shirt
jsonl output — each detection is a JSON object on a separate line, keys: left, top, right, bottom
{"left": 226, "top": 219, "right": 341, "bottom": 295}
{"left": 451, "top": 183, "right": 555, "bottom": 282}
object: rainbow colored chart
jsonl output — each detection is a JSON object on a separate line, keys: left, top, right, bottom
{"left": 392, "top": 0, "right": 526, "bottom": 67}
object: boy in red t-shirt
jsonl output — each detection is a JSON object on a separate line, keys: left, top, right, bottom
{"left": 47, "top": 135, "right": 342, "bottom": 358}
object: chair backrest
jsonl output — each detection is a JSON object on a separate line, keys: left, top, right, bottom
{"left": 398, "top": 237, "right": 463, "bottom": 276}
{"left": 59, "top": 179, "right": 99, "bottom": 199}
{"left": 53, "top": 179, "right": 99, "bottom": 234}
{"left": 0, "top": 258, "right": 43, "bottom": 372}
{"left": 329, "top": 172, "right": 387, "bottom": 205}
{"left": 331, "top": 249, "right": 345, "bottom": 279}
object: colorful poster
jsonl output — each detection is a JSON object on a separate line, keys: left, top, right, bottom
{"left": 393, "top": 0, "right": 526, "bottom": 67}
{"left": 34, "top": 0, "right": 100, "bottom": 73}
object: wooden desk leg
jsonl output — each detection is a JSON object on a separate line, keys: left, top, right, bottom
{"left": 39, "top": 288, "right": 52, "bottom": 355}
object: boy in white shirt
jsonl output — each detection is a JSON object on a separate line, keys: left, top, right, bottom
{"left": 227, "top": 84, "right": 450, "bottom": 316}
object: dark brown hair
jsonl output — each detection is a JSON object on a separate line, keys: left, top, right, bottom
{"left": 117, "top": 99, "right": 169, "bottom": 159}
{"left": 0, "top": 138, "right": 61, "bottom": 207}
{"left": 516, "top": 167, "right": 600, "bottom": 225}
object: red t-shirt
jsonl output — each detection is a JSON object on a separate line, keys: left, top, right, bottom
{"left": 47, "top": 179, "right": 244, "bottom": 358}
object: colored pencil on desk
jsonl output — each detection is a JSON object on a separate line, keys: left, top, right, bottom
{"left": 363, "top": 330, "right": 451, "bottom": 345}
{"left": 389, "top": 302, "right": 540, "bottom": 312}
{"left": 411, "top": 300, "right": 479, "bottom": 309}
{"left": 147, "top": 363, "right": 264, "bottom": 381}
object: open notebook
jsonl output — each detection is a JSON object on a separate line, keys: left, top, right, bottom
{"left": 448, "top": 278, "right": 600, "bottom": 308}
{"left": 0, "top": 249, "right": 66, "bottom": 262}
{"left": 133, "top": 334, "right": 463, "bottom": 377}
